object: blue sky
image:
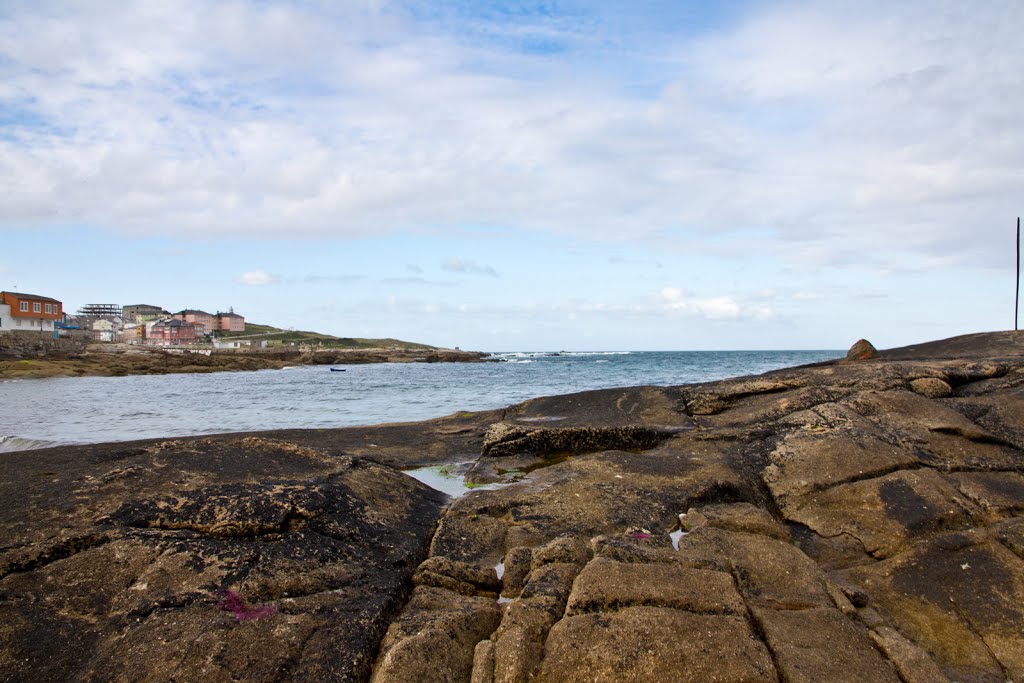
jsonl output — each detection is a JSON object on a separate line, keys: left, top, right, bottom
{"left": 1, "top": 0, "right": 1021, "bottom": 350}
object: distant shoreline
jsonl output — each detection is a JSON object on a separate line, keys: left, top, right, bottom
{"left": 0, "top": 347, "right": 491, "bottom": 380}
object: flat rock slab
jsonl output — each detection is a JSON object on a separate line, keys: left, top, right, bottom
{"left": 538, "top": 607, "right": 778, "bottom": 683}
{"left": 564, "top": 557, "right": 745, "bottom": 616}
{"left": 843, "top": 533, "right": 1024, "bottom": 683}
{"left": 0, "top": 443, "right": 446, "bottom": 683}
{"left": 751, "top": 606, "right": 901, "bottom": 683}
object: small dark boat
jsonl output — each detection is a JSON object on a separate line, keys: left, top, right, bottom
{"left": 330, "top": 368, "right": 346, "bottom": 372}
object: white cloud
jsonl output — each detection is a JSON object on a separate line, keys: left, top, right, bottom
{"left": 0, "top": 1, "right": 1020, "bottom": 275}
{"left": 238, "top": 269, "right": 276, "bottom": 286}
{"left": 660, "top": 287, "right": 686, "bottom": 303}
{"left": 659, "top": 286, "right": 772, "bottom": 321}
{"left": 442, "top": 257, "right": 499, "bottom": 277}
{"left": 303, "top": 273, "right": 364, "bottom": 284}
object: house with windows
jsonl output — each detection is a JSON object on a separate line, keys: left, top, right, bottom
{"left": 91, "top": 318, "right": 123, "bottom": 343}
{"left": 214, "top": 309, "right": 245, "bottom": 332}
{"left": 0, "top": 292, "right": 63, "bottom": 335}
{"left": 173, "top": 309, "right": 214, "bottom": 335}
{"left": 145, "top": 318, "right": 197, "bottom": 346}
{"left": 213, "top": 338, "right": 266, "bottom": 349}
{"left": 123, "top": 304, "right": 167, "bottom": 324}
{"left": 119, "top": 322, "right": 144, "bottom": 344}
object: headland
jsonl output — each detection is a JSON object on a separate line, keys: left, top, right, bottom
{"left": 0, "top": 346, "right": 490, "bottom": 380}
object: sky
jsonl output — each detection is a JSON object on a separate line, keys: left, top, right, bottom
{"left": 1, "top": 0, "right": 1021, "bottom": 351}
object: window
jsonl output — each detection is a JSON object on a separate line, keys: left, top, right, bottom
{"left": 20, "top": 302, "right": 28, "bottom": 312}
{"left": 33, "top": 303, "right": 41, "bottom": 313}
{"left": 44, "top": 304, "right": 51, "bottom": 313}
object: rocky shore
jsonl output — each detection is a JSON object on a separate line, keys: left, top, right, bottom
{"left": 0, "top": 347, "right": 490, "bottom": 380}
{"left": 2, "top": 331, "right": 1023, "bottom": 682}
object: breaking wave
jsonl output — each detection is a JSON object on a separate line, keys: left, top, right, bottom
{"left": 0, "top": 434, "right": 60, "bottom": 453}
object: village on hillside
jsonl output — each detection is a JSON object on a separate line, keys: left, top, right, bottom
{"left": 0, "top": 291, "right": 257, "bottom": 348}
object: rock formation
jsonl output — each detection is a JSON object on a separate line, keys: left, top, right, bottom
{"left": 846, "top": 338, "right": 879, "bottom": 360}
{"left": 2, "top": 331, "right": 1024, "bottom": 682}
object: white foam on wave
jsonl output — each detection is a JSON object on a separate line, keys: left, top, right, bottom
{"left": 0, "top": 435, "right": 60, "bottom": 453}
{"left": 562, "top": 351, "right": 631, "bottom": 356}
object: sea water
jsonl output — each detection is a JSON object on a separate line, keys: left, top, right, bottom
{"left": 0, "top": 350, "right": 840, "bottom": 452}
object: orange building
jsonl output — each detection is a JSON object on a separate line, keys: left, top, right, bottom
{"left": 0, "top": 291, "right": 62, "bottom": 335}
{"left": 173, "top": 309, "right": 214, "bottom": 335}
{"left": 215, "top": 310, "right": 245, "bottom": 332}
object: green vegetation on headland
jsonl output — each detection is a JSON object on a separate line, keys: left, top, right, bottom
{"left": 215, "top": 323, "right": 437, "bottom": 350}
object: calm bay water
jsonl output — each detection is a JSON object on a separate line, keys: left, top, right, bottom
{"left": 0, "top": 350, "right": 840, "bottom": 452}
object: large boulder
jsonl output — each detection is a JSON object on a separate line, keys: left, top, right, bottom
{"left": 846, "top": 338, "right": 879, "bottom": 360}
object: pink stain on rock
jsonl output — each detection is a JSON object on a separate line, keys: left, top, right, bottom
{"left": 216, "top": 589, "right": 277, "bottom": 622}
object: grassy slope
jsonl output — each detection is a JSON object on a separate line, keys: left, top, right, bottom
{"left": 215, "top": 324, "right": 438, "bottom": 350}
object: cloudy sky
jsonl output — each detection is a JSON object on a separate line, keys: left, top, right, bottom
{"left": 1, "top": 1, "right": 1021, "bottom": 350}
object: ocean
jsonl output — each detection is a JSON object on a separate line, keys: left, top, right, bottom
{"left": 0, "top": 350, "right": 841, "bottom": 453}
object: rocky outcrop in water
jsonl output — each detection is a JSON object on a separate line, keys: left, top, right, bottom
{"left": 0, "top": 347, "right": 490, "bottom": 379}
{"left": 2, "top": 331, "right": 1024, "bottom": 682}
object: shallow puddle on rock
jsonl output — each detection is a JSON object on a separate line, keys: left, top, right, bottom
{"left": 403, "top": 462, "right": 507, "bottom": 498}
{"left": 516, "top": 453, "right": 572, "bottom": 474}
{"left": 495, "top": 561, "right": 505, "bottom": 580}
{"left": 669, "top": 529, "right": 688, "bottom": 551}
{"left": 497, "top": 596, "right": 513, "bottom": 605}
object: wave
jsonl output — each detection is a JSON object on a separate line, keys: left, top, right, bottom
{"left": 491, "top": 351, "right": 632, "bottom": 359}
{"left": 561, "top": 351, "right": 631, "bottom": 356}
{"left": 491, "top": 352, "right": 550, "bottom": 359}
{"left": 0, "top": 434, "right": 60, "bottom": 453}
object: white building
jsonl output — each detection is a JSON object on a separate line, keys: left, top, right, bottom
{"left": 91, "top": 318, "right": 121, "bottom": 343}
{"left": 0, "top": 291, "right": 62, "bottom": 335}
{"left": 0, "top": 302, "right": 11, "bottom": 333}
{"left": 212, "top": 338, "right": 268, "bottom": 349}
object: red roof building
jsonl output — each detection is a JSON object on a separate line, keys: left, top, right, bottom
{"left": 146, "top": 318, "right": 197, "bottom": 346}
{"left": 0, "top": 291, "right": 62, "bottom": 335}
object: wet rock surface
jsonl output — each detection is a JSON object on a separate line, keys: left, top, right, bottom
{"left": 3, "top": 330, "right": 1024, "bottom": 681}
{"left": 0, "top": 438, "right": 446, "bottom": 682}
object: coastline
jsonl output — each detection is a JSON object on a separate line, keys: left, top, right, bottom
{"left": 0, "top": 346, "right": 490, "bottom": 380}
{"left": 2, "top": 331, "right": 1023, "bottom": 681}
